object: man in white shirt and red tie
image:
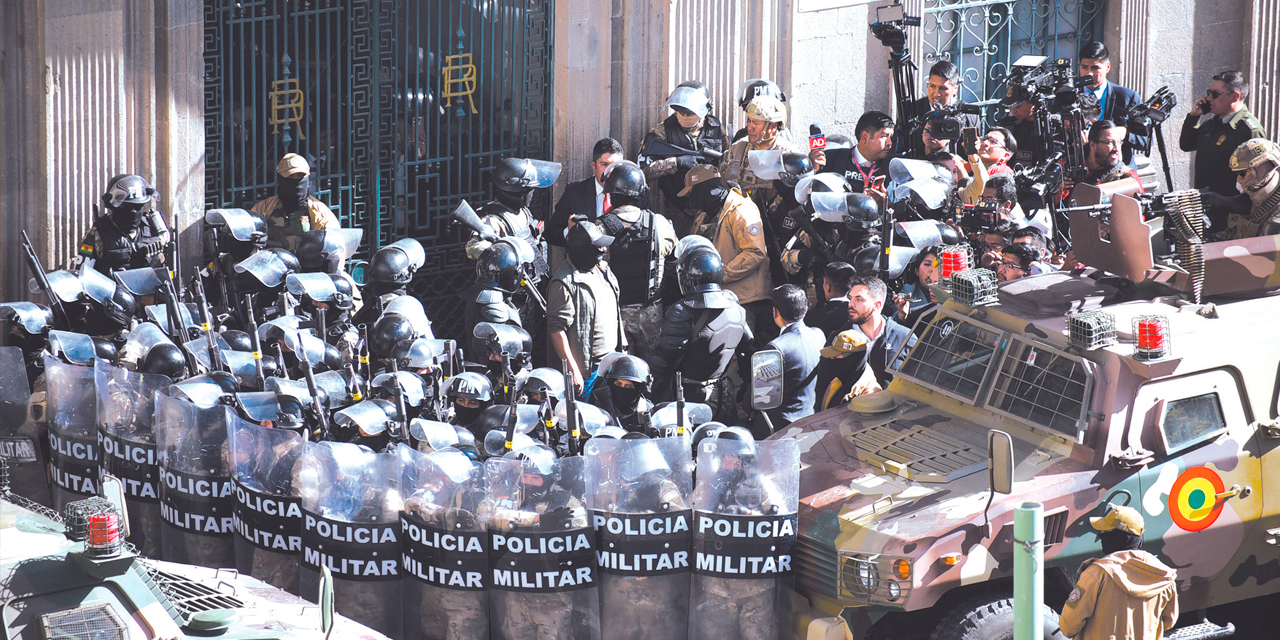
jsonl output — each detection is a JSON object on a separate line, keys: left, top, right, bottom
{"left": 549, "top": 138, "right": 626, "bottom": 271}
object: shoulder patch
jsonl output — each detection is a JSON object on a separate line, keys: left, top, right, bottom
{"left": 78, "top": 238, "right": 96, "bottom": 257}
{"left": 1068, "top": 587, "right": 1082, "bottom": 603}
{"left": 747, "top": 223, "right": 761, "bottom": 236}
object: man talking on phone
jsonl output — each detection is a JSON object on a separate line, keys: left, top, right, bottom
{"left": 1179, "top": 70, "right": 1267, "bottom": 197}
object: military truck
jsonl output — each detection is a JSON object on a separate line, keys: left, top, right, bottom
{"left": 0, "top": 472, "right": 389, "bottom": 640}
{"left": 779, "top": 188, "right": 1277, "bottom": 639}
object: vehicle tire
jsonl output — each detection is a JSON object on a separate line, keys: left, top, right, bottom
{"left": 928, "top": 593, "right": 1067, "bottom": 640}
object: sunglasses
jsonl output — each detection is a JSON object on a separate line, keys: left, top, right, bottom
{"left": 1205, "top": 89, "right": 1225, "bottom": 99}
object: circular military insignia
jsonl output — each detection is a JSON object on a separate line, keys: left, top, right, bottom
{"left": 747, "top": 223, "right": 761, "bottom": 236}
{"left": 1168, "top": 466, "right": 1225, "bottom": 532}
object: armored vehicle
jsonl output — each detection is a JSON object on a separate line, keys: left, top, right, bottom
{"left": 0, "top": 472, "right": 389, "bottom": 640}
{"left": 783, "top": 189, "right": 1275, "bottom": 639}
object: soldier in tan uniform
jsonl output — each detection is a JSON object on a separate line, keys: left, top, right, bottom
{"left": 720, "top": 95, "right": 803, "bottom": 209}
{"left": 252, "top": 153, "right": 340, "bottom": 252}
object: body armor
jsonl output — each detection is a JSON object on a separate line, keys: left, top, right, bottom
{"left": 473, "top": 202, "right": 549, "bottom": 280}
{"left": 598, "top": 206, "right": 662, "bottom": 306}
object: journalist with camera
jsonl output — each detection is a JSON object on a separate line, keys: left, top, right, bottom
{"left": 1178, "top": 70, "right": 1268, "bottom": 197}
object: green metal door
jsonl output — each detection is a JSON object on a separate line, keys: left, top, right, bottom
{"left": 203, "top": 0, "right": 553, "bottom": 340}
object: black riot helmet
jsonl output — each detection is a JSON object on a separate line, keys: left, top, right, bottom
{"left": 446, "top": 372, "right": 493, "bottom": 403}
{"left": 677, "top": 247, "right": 725, "bottom": 295}
{"left": 491, "top": 157, "right": 562, "bottom": 195}
{"left": 102, "top": 175, "right": 159, "bottom": 231}
{"left": 506, "top": 444, "right": 559, "bottom": 502}
{"left": 268, "top": 247, "right": 301, "bottom": 274}
{"left": 142, "top": 342, "right": 187, "bottom": 380}
{"left": 602, "top": 161, "right": 647, "bottom": 200}
{"left": 92, "top": 338, "right": 119, "bottom": 364}
{"left": 606, "top": 355, "right": 652, "bottom": 393}
{"left": 371, "top": 314, "right": 418, "bottom": 359}
{"left": 101, "top": 287, "right": 137, "bottom": 328}
{"left": 476, "top": 242, "right": 523, "bottom": 293}
{"left": 204, "top": 209, "right": 267, "bottom": 259}
{"left": 294, "top": 228, "right": 362, "bottom": 273}
{"left": 690, "top": 421, "right": 727, "bottom": 456}
{"left": 738, "top": 79, "right": 787, "bottom": 111}
{"left": 778, "top": 153, "right": 815, "bottom": 188}
{"left": 369, "top": 239, "right": 426, "bottom": 288}
{"left": 273, "top": 395, "right": 307, "bottom": 431}
{"left": 844, "top": 193, "right": 882, "bottom": 233}
{"left": 221, "top": 329, "right": 254, "bottom": 352}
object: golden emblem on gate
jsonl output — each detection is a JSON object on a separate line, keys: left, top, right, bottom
{"left": 269, "top": 78, "right": 307, "bottom": 138}
{"left": 442, "top": 54, "right": 479, "bottom": 115}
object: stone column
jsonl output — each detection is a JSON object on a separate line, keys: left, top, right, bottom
{"left": 1245, "top": 0, "right": 1280, "bottom": 136}
{"left": 552, "top": 0, "right": 612, "bottom": 191}
{"left": 154, "top": 0, "right": 206, "bottom": 279}
{"left": 0, "top": 0, "right": 49, "bottom": 301}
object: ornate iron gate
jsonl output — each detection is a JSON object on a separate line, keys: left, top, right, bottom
{"left": 203, "top": 0, "right": 553, "bottom": 340}
{"left": 922, "top": 0, "right": 1106, "bottom": 111}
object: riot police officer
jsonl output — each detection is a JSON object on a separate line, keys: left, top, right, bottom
{"left": 463, "top": 157, "right": 561, "bottom": 283}
{"left": 638, "top": 82, "right": 729, "bottom": 236}
{"left": 252, "top": 154, "right": 341, "bottom": 252}
{"left": 649, "top": 247, "right": 751, "bottom": 421}
{"left": 77, "top": 174, "right": 167, "bottom": 275}
{"left": 352, "top": 238, "right": 425, "bottom": 328}
{"left": 721, "top": 96, "right": 804, "bottom": 208}
{"left": 588, "top": 355, "right": 657, "bottom": 435}
{"left": 597, "top": 161, "right": 676, "bottom": 359}
{"left": 461, "top": 241, "right": 526, "bottom": 329}
{"left": 202, "top": 208, "right": 268, "bottom": 327}
{"left": 445, "top": 372, "right": 493, "bottom": 432}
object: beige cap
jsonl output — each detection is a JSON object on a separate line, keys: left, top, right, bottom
{"left": 819, "top": 330, "right": 869, "bottom": 359}
{"left": 1090, "top": 504, "right": 1145, "bottom": 536}
{"left": 677, "top": 164, "right": 721, "bottom": 197}
{"left": 277, "top": 153, "right": 310, "bottom": 177}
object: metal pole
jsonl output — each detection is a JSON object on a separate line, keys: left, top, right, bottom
{"left": 1014, "top": 501, "right": 1044, "bottom": 640}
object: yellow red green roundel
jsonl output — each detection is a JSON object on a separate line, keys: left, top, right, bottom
{"left": 1168, "top": 466, "right": 1225, "bottom": 532}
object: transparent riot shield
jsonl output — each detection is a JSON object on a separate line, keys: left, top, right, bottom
{"left": 486, "top": 451, "right": 600, "bottom": 640}
{"left": 398, "top": 444, "right": 490, "bottom": 640}
{"left": 227, "top": 415, "right": 305, "bottom": 594}
{"left": 0, "top": 347, "right": 43, "bottom": 505}
{"left": 95, "top": 361, "right": 171, "bottom": 557}
{"left": 44, "top": 356, "right": 99, "bottom": 510}
{"left": 297, "top": 441, "right": 403, "bottom": 638}
{"left": 689, "top": 438, "right": 799, "bottom": 640}
{"left": 586, "top": 437, "right": 694, "bottom": 640}
{"left": 155, "top": 393, "right": 236, "bottom": 567}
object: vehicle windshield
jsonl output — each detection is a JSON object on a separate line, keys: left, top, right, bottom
{"left": 895, "top": 313, "right": 1002, "bottom": 404}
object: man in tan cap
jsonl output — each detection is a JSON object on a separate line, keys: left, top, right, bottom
{"left": 252, "top": 153, "right": 340, "bottom": 253}
{"left": 679, "top": 163, "right": 773, "bottom": 344}
{"left": 1059, "top": 504, "right": 1178, "bottom": 640}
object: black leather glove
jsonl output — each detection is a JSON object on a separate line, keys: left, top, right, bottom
{"left": 676, "top": 155, "right": 700, "bottom": 172}
{"left": 540, "top": 505, "right": 574, "bottom": 530}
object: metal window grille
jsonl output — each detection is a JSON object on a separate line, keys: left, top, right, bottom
{"left": 949, "top": 268, "right": 998, "bottom": 307}
{"left": 1067, "top": 309, "right": 1117, "bottom": 351}
{"left": 39, "top": 602, "right": 130, "bottom": 640}
{"left": 922, "top": 0, "right": 1107, "bottom": 123}
{"left": 896, "top": 311, "right": 1004, "bottom": 404}
{"left": 985, "top": 337, "right": 1090, "bottom": 436}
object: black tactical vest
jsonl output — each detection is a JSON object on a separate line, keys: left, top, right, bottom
{"left": 599, "top": 207, "right": 659, "bottom": 306}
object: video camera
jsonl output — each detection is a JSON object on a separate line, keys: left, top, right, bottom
{"left": 1126, "top": 85, "right": 1177, "bottom": 138}
{"left": 1002, "top": 56, "right": 1093, "bottom": 115}
{"left": 953, "top": 203, "right": 1004, "bottom": 235}
{"left": 869, "top": 3, "right": 920, "bottom": 51}
{"left": 924, "top": 103, "right": 983, "bottom": 141}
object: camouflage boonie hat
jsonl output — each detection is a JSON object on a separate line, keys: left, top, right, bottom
{"left": 1229, "top": 138, "right": 1280, "bottom": 172}
{"left": 1090, "top": 504, "right": 1144, "bottom": 536}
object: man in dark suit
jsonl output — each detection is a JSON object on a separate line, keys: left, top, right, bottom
{"left": 548, "top": 138, "right": 624, "bottom": 270}
{"left": 904, "top": 60, "right": 982, "bottom": 158}
{"left": 756, "top": 284, "right": 826, "bottom": 436}
{"left": 804, "top": 262, "right": 856, "bottom": 341}
{"left": 812, "top": 275, "right": 916, "bottom": 410}
{"left": 1078, "top": 42, "right": 1145, "bottom": 167}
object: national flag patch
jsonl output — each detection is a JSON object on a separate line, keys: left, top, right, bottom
{"left": 78, "top": 243, "right": 95, "bottom": 256}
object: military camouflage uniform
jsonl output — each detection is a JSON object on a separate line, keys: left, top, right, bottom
{"left": 720, "top": 136, "right": 804, "bottom": 208}
{"left": 639, "top": 115, "right": 728, "bottom": 237}
{"left": 250, "top": 195, "right": 340, "bottom": 253}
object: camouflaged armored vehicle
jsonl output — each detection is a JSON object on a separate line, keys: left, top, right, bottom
{"left": 0, "top": 476, "right": 389, "bottom": 640}
{"left": 780, "top": 188, "right": 1277, "bottom": 639}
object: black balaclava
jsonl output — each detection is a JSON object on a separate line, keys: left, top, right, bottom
{"left": 609, "top": 193, "right": 642, "bottom": 210}
{"left": 111, "top": 202, "right": 146, "bottom": 232}
{"left": 452, "top": 398, "right": 484, "bottom": 426}
{"left": 1099, "top": 529, "right": 1143, "bottom": 555}
{"left": 495, "top": 187, "right": 534, "bottom": 211}
{"left": 610, "top": 381, "right": 643, "bottom": 413}
{"left": 567, "top": 231, "right": 605, "bottom": 272}
{"left": 688, "top": 178, "right": 729, "bottom": 216}
{"left": 277, "top": 173, "right": 311, "bottom": 211}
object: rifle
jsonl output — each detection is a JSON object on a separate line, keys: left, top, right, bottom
{"left": 388, "top": 358, "right": 410, "bottom": 446}
{"left": 21, "top": 230, "right": 70, "bottom": 329}
{"left": 297, "top": 343, "right": 330, "bottom": 441}
{"left": 563, "top": 358, "right": 579, "bottom": 456}
{"left": 518, "top": 269, "right": 546, "bottom": 313}
{"left": 640, "top": 137, "right": 724, "bottom": 163}
{"left": 503, "top": 355, "right": 518, "bottom": 453}
{"left": 344, "top": 363, "right": 364, "bottom": 402}
{"left": 359, "top": 324, "right": 373, "bottom": 385}
{"left": 161, "top": 277, "right": 201, "bottom": 376}
{"left": 193, "top": 274, "right": 225, "bottom": 373}
{"left": 787, "top": 208, "right": 839, "bottom": 264}
{"left": 675, "top": 371, "right": 686, "bottom": 437}
{"left": 243, "top": 294, "right": 267, "bottom": 387}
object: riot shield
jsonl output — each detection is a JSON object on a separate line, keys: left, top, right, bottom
{"left": 398, "top": 444, "right": 490, "bottom": 640}
{"left": 227, "top": 415, "right": 305, "bottom": 593}
{"left": 155, "top": 393, "right": 236, "bottom": 567}
{"left": 95, "top": 361, "right": 171, "bottom": 557}
{"left": 0, "top": 347, "right": 43, "bottom": 505}
{"left": 44, "top": 356, "right": 99, "bottom": 509}
{"left": 586, "top": 437, "right": 694, "bottom": 640}
{"left": 486, "top": 451, "right": 600, "bottom": 640}
{"left": 689, "top": 438, "right": 799, "bottom": 640}
{"left": 297, "top": 441, "right": 403, "bottom": 638}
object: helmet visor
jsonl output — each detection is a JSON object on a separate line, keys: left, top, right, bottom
{"left": 47, "top": 330, "right": 97, "bottom": 365}
{"left": 384, "top": 296, "right": 434, "bottom": 339}
{"left": 748, "top": 150, "right": 787, "bottom": 181}
{"left": 335, "top": 399, "right": 393, "bottom": 436}
{"left": 205, "top": 209, "right": 264, "bottom": 242}
{"left": 810, "top": 192, "right": 850, "bottom": 223}
{"left": 31, "top": 270, "right": 84, "bottom": 303}
{"left": 234, "top": 251, "right": 290, "bottom": 288}
{"left": 0, "top": 302, "right": 51, "bottom": 334}
{"left": 79, "top": 267, "right": 117, "bottom": 304}
{"left": 665, "top": 86, "right": 710, "bottom": 120}
{"left": 285, "top": 272, "right": 339, "bottom": 302}
{"left": 113, "top": 267, "right": 163, "bottom": 297}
